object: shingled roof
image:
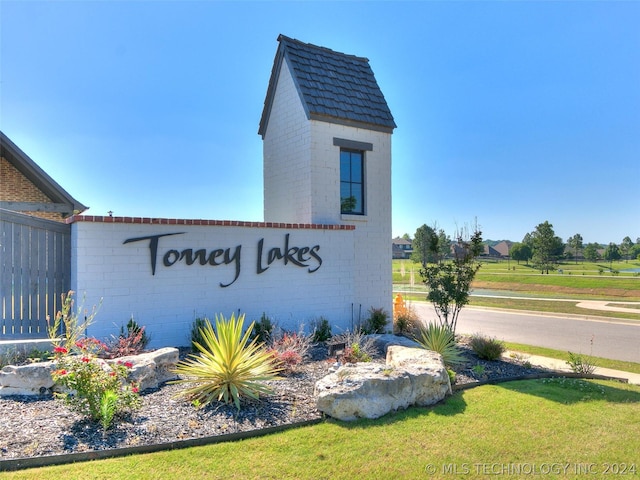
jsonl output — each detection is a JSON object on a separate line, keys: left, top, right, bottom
{"left": 259, "top": 34, "right": 396, "bottom": 138}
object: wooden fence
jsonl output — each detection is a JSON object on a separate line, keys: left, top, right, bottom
{"left": 0, "top": 209, "right": 70, "bottom": 339}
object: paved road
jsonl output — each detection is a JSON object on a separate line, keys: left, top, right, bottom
{"left": 411, "top": 302, "right": 640, "bottom": 363}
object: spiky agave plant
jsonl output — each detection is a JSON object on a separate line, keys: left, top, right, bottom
{"left": 415, "top": 322, "right": 465, "bottom": 367}
{"left": 172, "top": 313, "right": 282, "bottom": 410}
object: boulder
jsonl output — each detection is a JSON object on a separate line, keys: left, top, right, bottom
{"left": 108, "top": 347, "right": 179, "bottom": 391}
{"left": 0, "top": 361, "right": 57, "bottom": 396}
{"left": 314, "top": 346, "right": 450, "bottom": 421}
{"left": 0, "top": 347, "right": 180, "bottom": 397}
{"left": 367, "top": 334, "right": 422, "bottom": 354}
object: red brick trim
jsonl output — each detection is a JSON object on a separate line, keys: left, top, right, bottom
{"left": 65, "top": 215, "right": 355, "bottom": 230}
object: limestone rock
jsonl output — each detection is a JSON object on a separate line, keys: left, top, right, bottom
{"left": 0, "top": 361, "right": 57, "bottom": 396}
{"left": 314, "top": 345, "right": 451, "bottom": 421}
{"left": 367, "top": 334, "right": 422, "bottom": 354}
{"left": 0, "top": 347, "right": 180, "bottom": 397}
{"left": 109, "top": 347, "right": 179, "bottom": 391}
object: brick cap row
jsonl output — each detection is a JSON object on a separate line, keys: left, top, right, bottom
{"left": 66, "top": 215, "right": 355, "bottom": 230}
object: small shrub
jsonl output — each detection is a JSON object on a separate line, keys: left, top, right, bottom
{"left": 190, "top": 317, "right": 209, "bottom": 349}
{"left": 46, "top": 291, "right": 101, "bottom": 353}
{"left": 343, "top": 343, "right": 371, "bottom": 363}
{"left": 122, "top": 317, "right": 150, "bottom": 349}
{"left": 107, "top": 318, "right": 149, "bottom": 358}
{"left": 51, "top": 343, "right": 141, "bottom": 430}
{"left": 469, "top": 334, "right": 506, "bottom": 361}
{"left": 361, "top": 307, "right": 389, "bottom": 334}
{"left": 415, "top": 322, "right": 465, "bottom": 366}
{"left": 447, "top": 368, "right": 456, "bottom": 384}
{"left": 332, "top": 330, "right": 378, "bottom": 362}
{"left": 250, "top": 312, "right": 274, "bottom": 344}
{"left": 172, "top": 313, "right": 281, "bottom": 410}
{"left": 393, "top": 305, "right": 419, "bottom": 336}
{"left": 267, "top": 330, "right": 313, "bottom": 373}
{"left": 311, "top": 317, "right": 332, "bottom": 343}
{"left": 567, "top": 351, "right": 597, "bottom": 374}
{"left": 471, "top": 364, "right": 486, "bottom": 377}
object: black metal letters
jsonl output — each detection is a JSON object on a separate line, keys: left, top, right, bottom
{"left": 123, "top": 232, "right": 322, "bottom": 287}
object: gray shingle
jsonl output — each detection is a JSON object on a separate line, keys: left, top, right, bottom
{"left": 259, "top": 35, "right": 396, "bottom": 137}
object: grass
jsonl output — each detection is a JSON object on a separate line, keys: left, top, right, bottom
{"left": 393, "top": 259, "right": 640, "bottom": 302}
{"left": 468, "top": 296, "right": 640, "bottom": 321}
{"left": 3, "top": 378, "right": 639, "bottom": 479}
{"left": 503, "top": 342, "right": 640, "bottom": 375}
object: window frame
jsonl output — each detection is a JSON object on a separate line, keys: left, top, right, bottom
{"left": 340, "top": 148, "right": 365, "bottom": 216}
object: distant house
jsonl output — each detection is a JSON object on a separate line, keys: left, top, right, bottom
{"left": 0, "top": 131, "right": 87, "bottom": 221}
{"left": 493, "top": 240, "right": 512, "bottom": 258}
{"left": 392, "top": 237, "right": 412, "bottom": 259}
{"left": 480, "top": 244, "right": 502, "bottom": 259}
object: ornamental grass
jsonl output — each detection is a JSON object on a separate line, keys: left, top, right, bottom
{"left": 172, "top": 313, "right": 282, "bottom": 410}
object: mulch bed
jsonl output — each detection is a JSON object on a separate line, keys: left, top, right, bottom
{"left": 0, "top": 341, "right": 549, "bottom": 464}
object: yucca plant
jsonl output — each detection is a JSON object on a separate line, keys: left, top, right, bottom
{"left": 172, "top": 313, "right": 282, "bottom": 410}
{"left": 415, "top": 322, "right": 465, "bottom": 367}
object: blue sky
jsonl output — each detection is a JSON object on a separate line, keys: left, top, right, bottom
{"left": 2, "top": 1, "right": 638, "bottom": 245}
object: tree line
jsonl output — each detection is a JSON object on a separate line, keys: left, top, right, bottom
{"left": 510, "top": 222, "right": 639, "bottom": 272}
{"left": 404, "top": 221, "right": 640, "bottom": 275}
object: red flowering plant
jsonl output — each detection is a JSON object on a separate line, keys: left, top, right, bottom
{"left": 51, "top": 336, "right": 141, "bottom": 430}
{"left": 266, "top": 330, "right": 312, "bottom": 374}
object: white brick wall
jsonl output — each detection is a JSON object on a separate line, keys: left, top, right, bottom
{"left": 263, "top": 60, "right": 312, "bottom": 223}
{"left": 261, "top": 59, "right": 393, "bottom": 320}
{"left": 72, "top": 221, "right": 356, "bottom": 348}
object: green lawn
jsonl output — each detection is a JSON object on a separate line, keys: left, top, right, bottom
{"left": 468, "top": 296, "right": 640, "bottom": 321}
{"left": 503, "top": 342, "right": 640, "bottom": 375}
{"left": 3, "top": 378, "right": 639, "bottom": 479}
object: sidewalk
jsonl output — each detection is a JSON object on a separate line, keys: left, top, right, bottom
{"left": 505, "top": 351, "right": 640, "bottom": 385}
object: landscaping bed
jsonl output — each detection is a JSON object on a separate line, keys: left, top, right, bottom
{"left": 0, "top": 341, "right": 548, "bottom": 463}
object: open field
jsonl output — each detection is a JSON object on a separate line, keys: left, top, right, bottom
{"left": 3, "top": 378, "right": 639, "bottom": 479}
{"left": 392, "top": 260, "right": 640, "bottom": 312}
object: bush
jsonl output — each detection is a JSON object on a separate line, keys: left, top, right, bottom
{"left": 107, "top": 318, "right": 149, "bottom": 358}
{"left": 332, "top": 330, "right": 378, "bottom": 363}
{"left": 343, "top": 342, "right": 371, "bottom": 363}
{"left": 393, "top": 305, "right": 419, "bottom": 336}
{"left": 267, "top": 330, "right": 313, "bottom": 373}
{"left": 250, "top": 312, "right": 274, "bottom": 344}
{"left": 172, "top": 313, "right": 281, "bottom": 410}
{"left": 567, "top": 352, "right": 597, "bottom": 374}
{"left": 415, "top": 322, "right": 465, "bottom": 366}
{"left": 311, "top": 317, "right": 332, "bottom": 342}
{"left": 46, "top": 291, "right": 101, "bottom": 353}
{"left": 469, "top": 334, "right": 506, "bottom": 361}
{"left": 51, "top": 342, "right": 141, "bottom": 430}
{"left": 190, "top": 317, "right": 209, "bottom": 349}
{"left": 362, "top": 307, "right": 389, "bottom": 334}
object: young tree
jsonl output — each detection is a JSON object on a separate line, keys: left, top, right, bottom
{"left": 420, "top": 224, "right": 483, "bottom": 335}
{"left": 566, "top": 234, "right": 583, "bottom": 264}
{"left": 530, "top": 221, "right": 563, "bottom": 274}
{"left": 583, "top": 243, "right": 600, "bottom": 262}
{"left": 603, "top": 242, "right": 622, "bottom": 267}
{"left": 411, "top": 224, "right": 437, "bottom": 267}
{"left": 620, "top": 236, "right": 634, "bottom": 262}
{"left": 510, "top": 242, "right": 532, "bottom": 265}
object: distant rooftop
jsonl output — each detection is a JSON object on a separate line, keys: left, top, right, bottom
{"left": 259, "top": 34, "right": 396, "bottom": 138}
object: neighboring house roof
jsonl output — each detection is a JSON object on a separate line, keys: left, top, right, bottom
{"left": 493, "top": 240, "right": 513, "bottom": 257}
{"left": 259, "top": 34, "right": 396, "bottom": 138}
{"left": 0, "top": 131, "right": 87, "bottom": 217}
{"left": 482, "top": 245, "right": 502, "bottom": 257}
{"left": 392, "top": 237, "right": 412, "bottom": 247}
